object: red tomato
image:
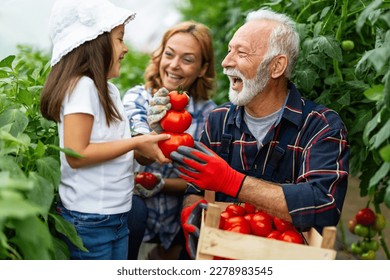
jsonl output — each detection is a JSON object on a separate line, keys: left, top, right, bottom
{"left": 160, "top": 109, "right": 192, "bottom": 133}
{"left": 223, "top": 216, "right": 247, "bottom": 230}
{"left": 225, "top": 204, "right": 246, "bottom": 216}
{"left": 267, "top": 230, "right": 282, "bottom": 240}
{"left": 219, "top": 210, "right": 235, "bottom": 229}
{"left": 243, "top": 213, "right": 255, "bottom": 222}
{"left": 134, "top": 172, "right": 158, "bottom": 190}
{"left": 158, "top": 132, "right": 194, "bottom": 159}
{"left": 355, "top": 208, "right": 376, "bottom": 226}
{"left": 244, "top": 202, "right": 256, "bottom": 214}
{"left": 273, "top": 217, "right": 294, "bottom": 232}
{"left": 279, "top": 230, "right": 304, "bottom": 244}
{"left": 169, "top": 90, "right": 189, "bottom": 111}
{"left": 249, "top": 212, "right": 273, "bottom": 237}
{"left": 227, "top": 221, "right": 251, "bottom": 234}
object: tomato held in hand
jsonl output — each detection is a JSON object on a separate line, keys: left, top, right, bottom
{"left": 355, "top": 208, "right": 376, "bottom": 226}
{"left": 158, "top": 132, "right": 194, "bottom": 159}
{"left": 135, "top": 172, "right": 158, "bottom": 190}
{"left": 279, "top": 230, "right": 304, "bottom": 244}
{"left": 169, "top": 90, "right": 190, "bottom": 111}
{"left": 160, "top": 109, "right": 192, "bottom": 133}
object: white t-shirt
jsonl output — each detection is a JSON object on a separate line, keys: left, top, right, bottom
{"left": 58, "top": 76, "right": 134, "bottom": 214}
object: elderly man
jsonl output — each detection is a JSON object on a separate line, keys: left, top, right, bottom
{"left": 150, "top": 8, "right": 349, "bottom": 258}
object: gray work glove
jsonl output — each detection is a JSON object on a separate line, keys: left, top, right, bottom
{"left": 147, "top": 87, "right": 171, "bottom": 133}
{"left": 133, "top": 172, "right": 165, "bottom": 198}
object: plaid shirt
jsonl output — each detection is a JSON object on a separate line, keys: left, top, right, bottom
{"left": 123, "top": 85, "right": 216, "bottom": 248}
{"left": 191, "top": 83, "right": 349, "bottom": 232}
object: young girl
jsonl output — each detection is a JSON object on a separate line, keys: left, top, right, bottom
{"left": 40, "top": 0, "right": 170, "bottom": 260}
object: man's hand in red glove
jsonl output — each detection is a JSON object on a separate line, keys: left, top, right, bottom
{"left": 171, "top": 141, "right": 246, "bottom": 198}
{"left": 181, "top": 199, "right": 208, "bottom": 259}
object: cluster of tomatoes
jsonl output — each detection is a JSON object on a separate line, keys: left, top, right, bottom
{"left": 348, "top": 207, "right": 386, "bottom": 260}
{"left": 219, "top": 202, "right": 304, "bottom": 244}
{"left": 158, "top": 89, "right": 194, "bottom": 159}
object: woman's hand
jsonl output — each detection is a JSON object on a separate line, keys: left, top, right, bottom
{"left": 147, "top": 87, "right": 171, "bottom": 133}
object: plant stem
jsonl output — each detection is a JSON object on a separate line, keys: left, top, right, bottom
{"left": 333, "top": 0, "right": 348, "bottom": 81}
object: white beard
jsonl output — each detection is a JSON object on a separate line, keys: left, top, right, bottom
{"left": 225, "top": 59, "right": 271, "bottom": 106}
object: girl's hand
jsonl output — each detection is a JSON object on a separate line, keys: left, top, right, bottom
{"left": 135, "top": 133, "right": 171, "bottom": 164}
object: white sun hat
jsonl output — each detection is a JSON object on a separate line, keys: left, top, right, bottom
{"left": 49, "top": 0, "right": 136, "bottom": 66}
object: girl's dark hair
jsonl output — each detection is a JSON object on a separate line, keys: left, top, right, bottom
{"left": 144, "top": 21, "right": 215, "bottom": 101}
{"left": 40, "top": 32, "right": 122, "bottom": 125}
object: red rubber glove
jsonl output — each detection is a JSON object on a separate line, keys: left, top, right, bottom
{"left": 181, "top": 199, "right": 208, "bottom": 259}
{"left": 171, "top": 141, "right": 246, "bottom": 197}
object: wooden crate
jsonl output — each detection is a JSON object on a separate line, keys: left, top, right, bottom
{"left": 196, "top": 201, "right": 337, "bottom": 260}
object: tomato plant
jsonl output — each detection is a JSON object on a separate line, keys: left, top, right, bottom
{"left": 135, "top": 172, "right": 158, "bottom": 190}
{"left": 158, "top": 132, "right": 194, "bottom": 159}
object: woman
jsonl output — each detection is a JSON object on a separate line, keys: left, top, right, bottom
{"left": 122, "top": 21, "right": 216, "bottom": 259}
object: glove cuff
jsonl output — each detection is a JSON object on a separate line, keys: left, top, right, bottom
{"left": 225, "top": 171, "right": 246, "bottom": 198}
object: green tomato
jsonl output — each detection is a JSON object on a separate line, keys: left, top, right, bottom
{"left": 373, "top": 213, "right": 386, "bottom": 231}
{"left": 367, "top": 240, "right": 380, "bottom": 252}
{"left": 354, "top": 224, "right": 369, "bottom": 237}
{"left": 350, "top": 242, "right": 363, "bottom": 255}
{"left": 367, "top": 227, "right": 378, "bottom": 238}
{"left": 360, "top": 250, "right": 376, "bottom": 260}
{"left": 341, "top": 40, "right": 355, "bottom": 51}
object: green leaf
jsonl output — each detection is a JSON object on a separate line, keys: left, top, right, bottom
{"left": 35, "top": 140, "right": 46, "bottom": 158}
{"left": 337, "top": 92, "right": 350, "bottom": 106}
{"left": 348, "top": 109, "right": 372, "bottom": 136}
{"left": 36, "top": 157, "right": 60, "bottom": 188}
{"left": 0, "top": 55, "right": 15, "bottom": 69}
{"left": 384, "top": 184, "right": 390, "bottom": 208}
{"left": 26, "top": 172, "right": 55, "bottom": 216}
{"left": 49, "top": 213, "right": 88, "bottom": 252}
{"left": 363, "top": 110, "right": 381, "bottom": 144}
{"left": 10, "top": 216, "right": 53, "bottom": 259}
{"left": 356, "top": 0, "right": 383, "bottom": 33}
{"left": 380, "top": 144, "right": 390, "bottom": 162}
{"left": 371, "top": 118, "right": 390, "bottom": 149}
{"left": 294, "top": 68, "right": 319, "bottom": 92}
{"left": 0, "top": 109, "right": 29, "bottom": 137}
{"left": 363, "top": 84, "right": 384, "bottom": 101}
{"left": 313, "top": 35, "right": 343, "bottom": 62}
{"left": 0, "top": 157, "right": 25, "bottom": 178}
{"left": 0, "top": 172, "right": 33, "bottom": 192}
{"left": 0, "top": 199, "right": 41, "bottom": 220}
{"left": 369, "top": 162, "right": 390, "bottom": 191}
{"left": 368, "top": 46, "right": 390, "bottom": 73}
{"left": 48, "top": 144, "right": 84, "bottom": 158}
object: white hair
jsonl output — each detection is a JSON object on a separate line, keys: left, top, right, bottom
{"left": 246, "top": 9, "right": 300, "bottom": 78}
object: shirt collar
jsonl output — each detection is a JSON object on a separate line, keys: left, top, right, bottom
{"left": 228, "top": 82, "right": 304, "bottom": 130}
